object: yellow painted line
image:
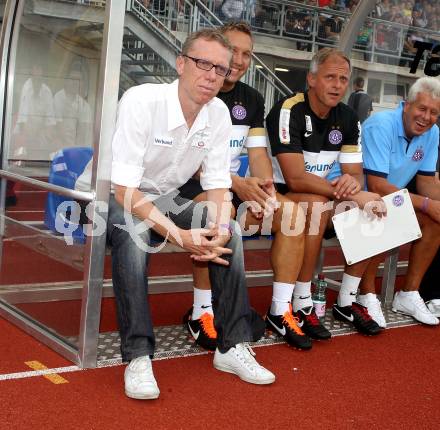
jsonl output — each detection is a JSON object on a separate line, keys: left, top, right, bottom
{"left": 24, "top": 361, "right": 69, "bottom": 384}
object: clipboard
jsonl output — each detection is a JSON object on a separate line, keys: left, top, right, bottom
{"left": 332, "top": 189, "right": 422, "bottom": 265}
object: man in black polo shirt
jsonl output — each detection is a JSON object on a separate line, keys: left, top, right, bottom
{"left": 266, "top": 48, "right": 386, "bottom": 336}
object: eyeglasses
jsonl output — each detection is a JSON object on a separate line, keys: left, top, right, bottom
{"left": 182, "top": 54, "right": 231, "bottom": 77}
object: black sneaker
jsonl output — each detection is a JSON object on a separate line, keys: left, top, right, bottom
{"left": 265, "top": 306, "right": 312, "bottom": 350}
{"left": 294, "top": 306, "right": 332, "bottom": 340}
{"left": 332, "top": 302, "right": 382, "bottom": 335}
{"left": 183, "top": 308, "right": 217, "bottom": 351}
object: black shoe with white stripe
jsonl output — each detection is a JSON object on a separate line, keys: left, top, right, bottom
{"left": 332, "top": 302, "right": 382, "bottom": 335}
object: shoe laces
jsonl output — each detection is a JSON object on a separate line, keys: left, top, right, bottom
{"left": 304, "top": 308, "right": 321, "bottom": 326}
{"left": 352, "top": 302, "right": 373, "bottom": 321}
{"left": 234, "top": 343, "right": 259, "bottom": 370}
{"left": 199, "top": 312, "right": 217, "bottom": 338}
{"left": 282, "top": 305, "right": 305, "bottom": 335}
{"left": 127, "top": 356, "right": 154, "bottom": 382}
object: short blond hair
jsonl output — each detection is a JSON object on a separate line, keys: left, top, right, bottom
{"left": 181, "top": 28, "right": 232, "bottom": 56}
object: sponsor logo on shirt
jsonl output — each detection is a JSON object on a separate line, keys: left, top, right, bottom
{"left": 230, "top": 137, "right": 245, "bottom": 148}
{"left": 232, "top": 104, "right": 247, "bottom": 120}
{"left": 412, "top": 147, "right": 424, "bottom": 161}
{"left": 305, "top": 160, "right": 336, "bottom": 174}
{"left": 279, "top": 108, "right": 291, "bottom": 144}
{"left": 153, "top": 137, "right": 173, "bottom": 147}
{"left": 305, "top": 115, "right": 313, "bottom": 132}
{"left": 192, "top": 140, "right": 206, "bottom": 149}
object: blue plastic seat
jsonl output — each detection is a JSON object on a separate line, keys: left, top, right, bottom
{"left": 44, "top": 147, "right": 93, "bottom": 244}
{"left": 237, "top": 154, "right": 249, "bottom": 177}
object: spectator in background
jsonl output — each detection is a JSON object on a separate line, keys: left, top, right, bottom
{"left": 325, "top": 13, "right": 344, "bottom": 42}
{"left": 400, "top": 30, "right": 425, "bottom": 67}
{"left": 412, "top": 5, "right": 427, "bottom": 28}
{"left": 355, "top": 21, "right": 373, "bottom": 60}
{"left": 402, "top": 0, "right": 415, "bottom": 22}
{"left": 347, "top": 76, "right": 373, "bottom": 123}
{"left": 221, "top": 0, "right": 245, "bottom": 21}
{"left": 284, "top": 6, "right": 312, "bottom": 50}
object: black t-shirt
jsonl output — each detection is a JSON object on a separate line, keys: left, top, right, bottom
{"left": 217, "top": 81, "right": 265, "bottom": 128}
{"left": 266, "top": 91, "right": 361, "bottom": 179}
{"left": 217, "top": 81, "right": 266, "bottom": 175}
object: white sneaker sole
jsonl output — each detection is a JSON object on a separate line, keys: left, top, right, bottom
{"left": 213, "top": 362, "right": 275, "bottom": 385}
{"left": 392, "top": 307, "right": 439, "bottom": 325}
{"left": 125, "top": 389, "right": 160, "bottom": 400}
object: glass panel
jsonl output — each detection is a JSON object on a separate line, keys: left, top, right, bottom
{"left": 4, "top": 0, "right": 105, "bottom": 192}
{"left": 1, "top": 0, "right": 107, "bottom": 351}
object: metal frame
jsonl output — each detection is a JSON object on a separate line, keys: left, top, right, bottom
{"left": 0, "top": 0, "right": 125, "bottom": 368}
{"left": 78, "top": 0, "right": 125, "bottom": 368}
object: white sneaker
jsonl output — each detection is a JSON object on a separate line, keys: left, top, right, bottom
{"left": 124, "top": 355, "right": 160, "bottom": 399}
{"left": 392, "top": 291, "right": 439, "bottom": 326}
{"left": 213, "top": 343, "right": 275, "bottom": 385}
{"left": 357, "top": 293, "right": 387, "bottom": 328}
{"left": 426, "top": 299, "right": 440, "bottom": 318}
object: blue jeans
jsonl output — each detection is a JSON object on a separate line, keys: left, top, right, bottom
{"left": 107, "top": 192, "right": 254, "bottom": 361}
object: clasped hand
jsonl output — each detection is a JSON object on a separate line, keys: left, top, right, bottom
{"left": 235, "top": 177, "right": 279, "bottom": 219}
{"left": 172, "top": 223, "right": 233, "bottom": 266}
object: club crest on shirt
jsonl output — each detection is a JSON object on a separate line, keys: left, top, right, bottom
{"left": 392, "top": 194, "right": 404, "bottom": 207}
{"left": 328, "top": 129, "right": 343, "bottom": 145}
{"left": 232, "top": 104, "right": 246, "bottom": 120}
{"left": 412, "top": 147, "right": 424, "bottom": 161}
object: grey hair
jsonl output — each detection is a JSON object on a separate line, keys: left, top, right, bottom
{"left": 309, "top": 48, "right": 351, "bottom": 74}
{"left": 407, "top": 77, "right": 440, "bottom": 103}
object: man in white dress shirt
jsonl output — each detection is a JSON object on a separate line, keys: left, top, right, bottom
{"left": 106, "top": 29, "right": 275, "bottom": 400}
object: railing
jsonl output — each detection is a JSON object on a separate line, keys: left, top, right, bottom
{"left": 188, "top": 0, "right": 290, "bottom": 107}
{"left": 133, "top": 0, "right": 439, "bottom": 70}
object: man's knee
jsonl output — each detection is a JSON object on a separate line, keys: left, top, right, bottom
{"left": 420, "top": 214, "right": 440, "bottom": 243}
{"left": 273, "top": 198, "right": 306, "bottom": 237}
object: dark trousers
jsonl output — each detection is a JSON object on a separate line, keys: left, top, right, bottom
{"left": 106, "top": 193, "right": 254, "bottom": 361}
{"left": 419, "top": 249, "right": 440, "bottom": 302}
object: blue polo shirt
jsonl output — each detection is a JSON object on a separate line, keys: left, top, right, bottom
{"left": 362, "top": 102, "right": 439, "bottom": 188}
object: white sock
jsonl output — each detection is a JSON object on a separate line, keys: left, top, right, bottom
{"left": 293, "top": 281, "right": 313, "bottom": 311}
{"left": 398, "top": 290, "right": 417, "bottom": 297}
{"left": 337, "top": 273, "right": 361, "bottom": 307}
{"left": 192, "top": 287, "right": 213, "bottom": 319}
{"left": 270, "top": 282, "right": 295, "bottom": 315}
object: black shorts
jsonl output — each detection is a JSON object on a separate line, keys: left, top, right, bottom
{"left": 178, "top": 178, "right": 243, "bottom": 210}
{"left": 275, "top": 182, "right": 290, "bottom": 195}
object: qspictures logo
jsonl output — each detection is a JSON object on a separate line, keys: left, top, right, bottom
{"left": 408, "top": 41, "right": 439, "bottom": 76}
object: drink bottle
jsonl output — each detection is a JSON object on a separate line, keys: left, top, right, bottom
{"left": 312, "top": 274, "right": 327, "bottom": 319}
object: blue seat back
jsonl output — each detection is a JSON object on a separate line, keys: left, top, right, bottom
{"left": 44, "top": 147, "right": 93, "bottom": 244}
{"left": 237, "top": 154, "right": 249, "bottom": 177}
